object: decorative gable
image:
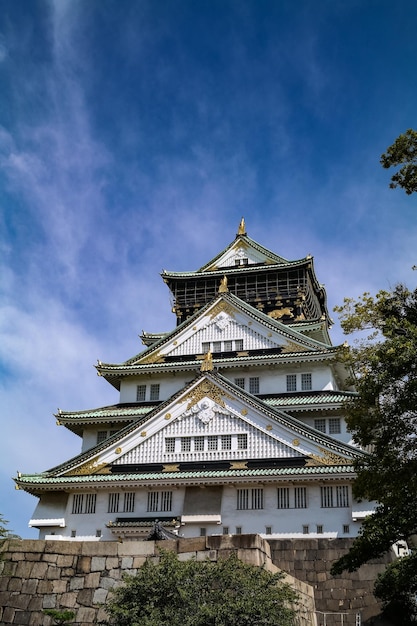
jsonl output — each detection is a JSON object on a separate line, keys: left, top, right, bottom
{"left": 203, "top": 239, "right": 280, "bottom": 271}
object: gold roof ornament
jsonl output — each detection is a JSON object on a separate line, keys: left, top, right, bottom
{"left": 237, "top": 217, "right": 246, "bottom": 236}
{"left": 218, "top": 275, "right": 229, "bottom": 293}
{"left": 200, "top": 350, "right": 213, "bottom": 371}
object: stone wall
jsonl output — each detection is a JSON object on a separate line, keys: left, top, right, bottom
{"left": 0, "top": 535, "right": 315, "bottom": 626}
{"left": 268, "top": 538, "right": 395, "bottom": 624}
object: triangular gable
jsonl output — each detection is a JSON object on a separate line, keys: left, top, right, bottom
{"left": 126, "top": 293, "right": 331, "bottom": 367}
{"left": 198, "top": 235, "right": 290, "bottom": 272}
{"left": 58, "top": 373, "right": 362, "bottom": 476}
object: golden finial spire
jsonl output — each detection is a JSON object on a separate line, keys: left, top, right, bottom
{"left": 237, "top": 217, "right": 246, "bottom": 236}
{"left": 218, "top": 275, "right": 228, "bottom": 293}
{"left": 201, "top": 350, "right": 213, "bottom": 371}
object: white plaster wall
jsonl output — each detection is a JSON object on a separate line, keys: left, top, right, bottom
{"left": 120, "top": 373, "right": 193, "bottom": 403}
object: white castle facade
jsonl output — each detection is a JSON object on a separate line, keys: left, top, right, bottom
{"left": 16, "top": 220, "right": 373, "bottom": 541}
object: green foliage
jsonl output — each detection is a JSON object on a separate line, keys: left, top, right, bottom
{"left": 331, "top": 285, "right": 417, "bottom": 619}
{"left": 103, "top": 549, "right": 298, "bottom": 626}
{"left": 43, "top": 609, "right": 75, "bottom": 625}
{"left": 380, "top": 128, "right": 417, "bottom": 194}
{"left": 0, "top": 513, "right": 20, "bottom": 540}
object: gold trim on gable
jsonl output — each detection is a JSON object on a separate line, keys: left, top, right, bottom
{"left": 306, "top": 448, "right": 350, "bottom": 466}
{"left": 209, "top": 301, "right": 236, "bottom": 320}
{"left": 184, "top": 380, "right": 232, "bottom": 410}
{"left": 64, "top": 460, "right": 110, "bottom": 476}
{"left": 138, "top": 351, "right": 164, "bottom": 364}
{"left": 281, "top": 341, "right": 309, "bottom": 353}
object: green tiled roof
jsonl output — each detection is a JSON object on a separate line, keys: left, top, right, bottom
{"left": 57, "top": 404, "right": 158, "bottom": 421}
{"left": 263, "top": 391, "right": 357, "bottom": 408}
{"left": 16, "top": 464, "right": 356, "bottom": 487}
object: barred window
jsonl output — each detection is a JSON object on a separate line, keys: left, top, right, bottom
{"left": 97, "top": 431, "right": 108, "bottom": 444}
{"left": 294, "top": 487, "right": 307, "bottom": 509}
{"left": 301, "top": 373, "right": 312, "bottom": 391}
{"left": 212, "top": 341, "right": 222, "bottom": 353}
{"left": 147, "top": 491, "right": 159, "bottom": 512}
{"left": 160, "top": 491, "right": 173, "bottom": 512}
{"left": 236, "top": 526, "right": 242, "bottom": 534}
{"left": 277, "top": 487, "right": 290, "bottom": 509}
{"left": 314, "top": 419, "right": 326, "bottom": 433}
{"left": 343, "top": 524, "right": 350, "bottom": 534}
{"left": 265, "top": 526, "right": 272, "bottom": 535}
{"left": 194, "top": 436, "right": 205, "bottom": 451}
{"left": 136, "top": 385, "right": 146, "bottom": 401}
{"left": 150, "top": 384, "right": 160, "bottom": 401}
{"left": 224, "top": 341, "right": 233, "bottom": 351}
{"left": 286, "top": 374, "right": 297, "bottom": 392}
{"left": 202, "top": 342, "right": 210, "bottom": 353}
{"left": 181, "top": 437, "right": 191, "bottom": 452}
{"left": 249, "top": 377, "right": 260, "bottom": 394}
{"left": 234, "top": 378, "right": 245, "bottom": 389}
{"left": 108, "top": 492, "right": 120, "bottom": 513}
{"left": 336, "top": 485, "right": 349, "bottom": 507}
{"left": 235, "top": 339, "right": 244, "bottom": 351}
{"left": 237, "top": 488, "right": 263, "bottom": 510}
{"left": 237, "top": 433, "right": 248, "bottom": 449}
{"left": 72, "top": 494, "right": 84, "bottom": 515}
{"left": 223, "top": 526, "right": 229, "bottom": 535}
{"left": 329, "top": 418, "right": 341, "bottom": 434}
{"left": 123, "top": 492, "right": 135, "bottom": 513}
{"left": 317, "top": 525, "right": 323, "bottom": 534}
{"left": 165, "top": 437, "right": 175, "bottom": 453}
{"left": 208, "top": 435, "right": 218, "bottom": 450}
{"left": 303, "top": 525, "right": 309, "bottom": 534}
{"left": 237, "top": 489, "right": 249, "bottom": 510}
{"left": 221, "top": 435, "right": 232, "bottom": 450}
{"left": 85, "top": 494, "right": 97, "bottom": 514}
{"left": 321, "top": 486, "right": 334, "bottom": 508}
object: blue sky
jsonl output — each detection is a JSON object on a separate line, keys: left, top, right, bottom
{"left": 1, "top": 0, "right": 416, "bottom": 538}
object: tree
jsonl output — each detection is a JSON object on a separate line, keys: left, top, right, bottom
{"left": 0, "top": 513, "right": 19, "bottom": 540}
{"left": 380, "top": 128, "right": 417, "bottom": 194}
{"left": 103, "top": 549, "right": 298, "bottom": 626}
{"left": 330, "top": 285, "right": 417, "bottom": 622}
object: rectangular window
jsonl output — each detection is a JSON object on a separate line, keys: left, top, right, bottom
{"left": 72, "top": 494, "right": 84, "bottom": 515}
{"left": 223, "top": 527, "right": 229, "bottom": 535}
{"left": 161, "top": 491, "right": 173, "bottom": 512}
{"left": 85, "top": 494, "right": 97, "bottom": 514}
{"left": 277, "top": 487, "right": 290, "bottom": 509}
{"left": 303, "top": 525, "right": 309, "bottom": 535}
{"left": 265, "top": 526, "right": 272, "bottom": 535}
{"left": 249, "top": 377, "right": 260, "bottom": 394}
{"left": 301, "top": 373, "right": 312, "bottom": 391}
{"left": 97, "top": 431, "right": 108, "bottom": 444}
{"left": 108, "top": 492, "right": 120, "bottom": 514}
{"left": 294, "top": 487, "right": 307, "bottom": 509}
{"left": 251, "top": 488, "right": 264, "bottom": 509}
{"left": 236, "top": 526, "right": 242, "bottom": 534}
{"left": 212, "top": 341, "right": 222, "bottom": 353}
{"left": 181, "top": 437, "right": 191, "bottom": 452}
{"left": 329, "top": 418, "right": 341, "bottom": 434}
{"left": 286, "top": 374, "right": 297, "bottom": 392}
{"left": 221, "top": 435, "right": 232, "bottom": 450}
{"left": 165, "top": 437, "right": 175, "bottom": 453}
{"left": 237, "top": 489, "right": 249, "bottom": 510}
{"left": 321, "top": 486, "right": 334, "bottom": 508}
{"left": 237, "top": 433, "right": 248, "bottom": 449}
{"left": 200, "top": 528, "right": 206, "bottom": 537}
{"left": 150, "top": 384, "right": 160, "bottom": 401}
{"left": 343, "top": 524, "right": 350, "bottom": 534}
{"left": 202, "top": 342, "right": 210, "bottom": 353}
{"left": 317, "top": 525, "right": 323, "bottom": 534}
{"left": 235, "top": 339, "right": 244, "bottom": 351}
{"left": 234, "top": 378, "right": 245, "bottom": 389}
{"left": 194, "top": 436, "right": 205, "bottom": 451}
{"left": 136, "top": 385, "right": 146, "bottom": 401}
{"left": 71, "top": 530, "right": 76, "bottom": 537}
{"left": 123, "top": 492, "right": 135, "bottom": 513}
{"left": 314, "top": 419, "right": 326, "bottom": 433}
{"left": 208, "top": 435, "right": 218, "bottom": 451}
{"left": 224, "top": 341, "right": 233, "bottom": 352}
{"left": 336, "top": 485, "right": 349, "bottom": 507}
{"left": 147, "top": 491, "right": 159, "bottom": 512}
{"left": 96, "top": 529, "right": 102, "bottom": 538}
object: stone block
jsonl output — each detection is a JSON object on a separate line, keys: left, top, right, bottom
{"left": 91, "top": 556, "right": 107, "bottom": 571}
{"left": 42, "top": 594, "right": 57, "bottom": 609}
{"left": 97, "top": 606, "right": 110, "bottom": 624}
{"left": 0, "top": 576, "right": 9, "bottom": 591}
{"left": 2, "top": 606, "right": 16, "bottom": 623}
{"left": 156, "top": 538, "right": 178, "bottom": 552}
{"left": 21, "top": 578, "right": 38, "bottom": 594}
{"left": 76, "top": 606, "right": 97, "bottom": 624}
{"left": 106, "top": 556, "right": 119, "bottom": 569}
{"left": 11, "top": 610, "right": 32, "bottom": 625}
{"left": 70, "top": 576, "right": 85, "bottom": 590}
{"left": 61, "top": 567, "right": 76, "bottom": 577}
{"left": 118, "top": 541, "right": 155, "bottom": 556}
{"left": 31, "top": 561, "right": 48, "bottom": 578}
{"left": 196, "top": 549, "right": 217, "bottom": 562}
{"left": 8, "top": 592, "right": 31, "bottom": 610}
{"left": 38, "top": 580, "right": 54, "bottom": 593}
{"left": 77, "top": 588, "right": 94, "bottom": 606}
{"left": 178, "top": 537, "right": 205, "bottom": 553}
{"left": 82, "top": 540, "right": 118, "bottom": 556}
{"left": 1, "top": 562, "right": 17, "bottom": 577}
{"left": 28, "top": 596, "right": 43, "bottom": 611}
{"left": 46, "top": 564, "right": 62, "bottom": 580}
{"left": 8, "top": 577, "right": 23, "bottom": 592}
{"left": 60, "top": 591, "right": 79, "bottom": 608}
{"left": 57, "top": 554, "right": 75, "bottom": 567}
{"left": 51, "top": 579, "right": 68, "bottom": 593}
{"left": 108, "top": 568, "right": 122, "bottom": 579}
{"left": 237, "top": 548, "right": 264, "bottom": 567}
{"left": 177, "top": 551, "right": 196, "bottom": 561}
{"left": 24, "top": 552, "right": 41, "bottom": 561}
{"left": 132, "top": 556, "right": 147, "bottom": 568}
{"left": 15, "top": 561, "right": 33, "bottom": 578}
{"left": 93, "top": 587, "right": 109, "bottom": 604}
{"left": 100, "top": 576, "right": 117, "bottom": 590}
{"left": 42, "top": 553, "right": 58, "bottom": 563}
{"left": 121, "top": 556, "right": 133, "bottom": 569}
{"left": 84, "top": 571, "right": 101, "bottom": 587}
{"left": 76, "top": 555, "right": 91, "bottom": 574}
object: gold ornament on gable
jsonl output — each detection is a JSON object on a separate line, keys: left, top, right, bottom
{"left": 184, "top": 380, "right": 232, "bottom": 410}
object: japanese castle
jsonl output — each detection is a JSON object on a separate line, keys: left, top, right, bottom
{"left": 17, "top": 219, "right": 372, "bottom": 541}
